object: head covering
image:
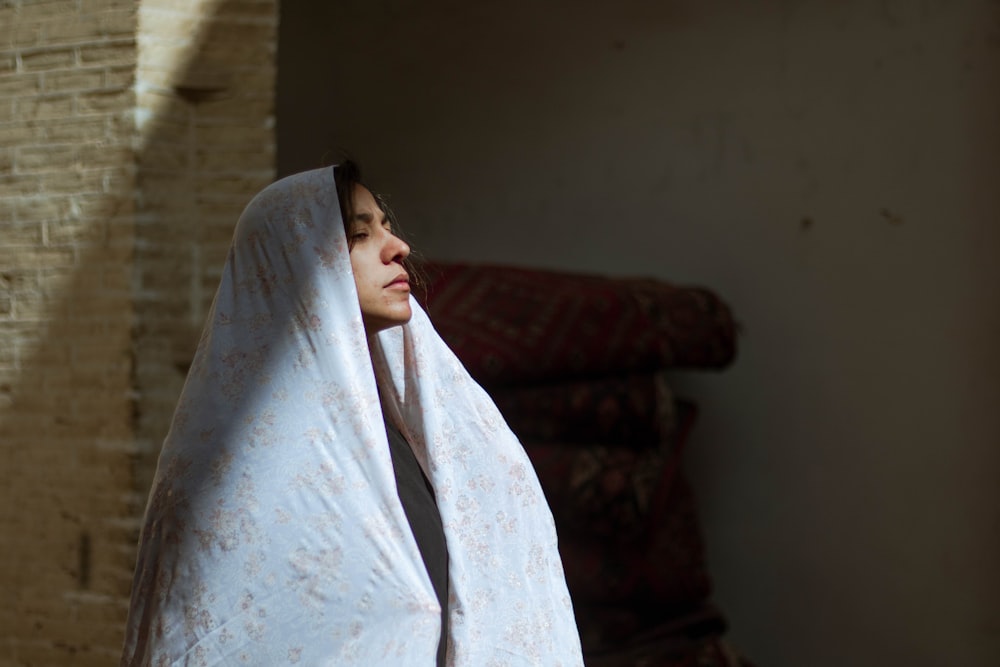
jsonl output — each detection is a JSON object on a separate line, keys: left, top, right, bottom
{"left": 122, "top": 166, "right": 583, "bottom": 666}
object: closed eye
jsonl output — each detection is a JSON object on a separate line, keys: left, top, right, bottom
{"left": 347, "top": 209, "right": 391, "bottom": 246}
{"left": 347, "top": 223, "right": 370, "bottom": 248}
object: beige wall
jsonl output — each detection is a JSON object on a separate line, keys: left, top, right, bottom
{"left": 0, "top": 0, "right": 277, "bottom": 664}
{"left": 1, "top": 2, "right": 138, "bottom": 662}
{"left": 278, "top": 1, "right": 1000, "bottom": 665}
{"left": 132, "top": 0, "right": 278, "bottom": 497}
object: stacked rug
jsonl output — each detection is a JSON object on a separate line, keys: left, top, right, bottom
{"left": 419, "top": 261, "right": 751, "bottom": 667}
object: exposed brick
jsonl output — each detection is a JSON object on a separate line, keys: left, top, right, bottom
{"left": 43, "top": 17, "right": 103, "bottom": 43}
{"left": 0, "top": 268, "right": 40, "bottom": 293}
{"left": 77, "top": 144, "right": 134, "bottom": 168}
{"left": 104, "top": 64, "right": 134, "bottom": 88}
{"left": 81, "top": 0, "right": 131, "bottom": 12}
{"left": 20, "top": 47, "right": 77, "bottom": 72}
{"left": 5, "top": 246, "right": 76, "bottom": 271}
{"left": 0, "top": 6, "right": 16, "bottom": 45}
{"left": 76, "top": 88, "right": 133, "bottom": 114}
{"left": 43, "top": 67, "right": 105, "bottom": 92}
{"left": 17, "top": 145, "right": 79, "bottom": 171}
{"left": 98, "top": 8, "right": 138, "bottom": 37}
{"left": 43, "top": 116, "right": 109, "bottom": 142}
{"left": 16, "top": 0, "right": 80, "bottom": 20}
{"left": 1, "top": 2, "right": 277, "bottom": 664}
{"left": 11, "top": 20, "right": 44, "bottom": 48}
{"left": 41, "top": 219, "right": 89, "bottom": 246}
{"left": 78, "top": 40, "right": 135, "bottom": 66}
{"left": 0, "top": 171, "right": 43, "bottom": 194}
{"left": 0, "top": 98, "right": 14, "bottom": 122}
{"left": 0, "top": 147, "right": 12, "bottom": 171}
{"left": 13, "top": 195, "right": 70, "bottom": 223}
{"left": 0, "top": 71, "right": 42, "bottom": 95}
{"left": 138, "top": 138, "right": 193, "bottom": 171}
{"left": 42, "top": 317, "right": 113, "bottom": 341}
{"left": 77, "top": 192, "right": 134, "bottom": 220}
{"left": 1, "top": 221, "right": 43, "bottom": 246}
{"left": 38, "top": 168, "right": 109, "bottom": 195}
{"left": 98, "top": 175, "right": 136, "bottom": 200}
{"left": 15, "top": 93, "right": 75, "bottom": 120}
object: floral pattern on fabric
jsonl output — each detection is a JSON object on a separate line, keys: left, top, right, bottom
{"left": 122, "top": 167, "right": 583, "bottom": 666}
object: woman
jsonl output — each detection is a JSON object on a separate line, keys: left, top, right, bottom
{"left": 121, "top": 164, "right": 583, "bottom": 666}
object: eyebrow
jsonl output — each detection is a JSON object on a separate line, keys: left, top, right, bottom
{"left": 349, "top": 211, "right": 388, "bottom": 225}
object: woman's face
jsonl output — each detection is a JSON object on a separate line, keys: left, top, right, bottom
{"left": 346, "top": 184, "right": 412, "bottom": 334}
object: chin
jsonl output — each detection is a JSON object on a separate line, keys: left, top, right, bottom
{"left": 389, "top": 304, "right": 413, "bottom": 326}
{"left": 366, "top": 308, "right": 413, "bottom": 334}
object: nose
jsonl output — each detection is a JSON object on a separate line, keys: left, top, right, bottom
{"left": 382, "top": 231, "right": 410, "bottom": 264}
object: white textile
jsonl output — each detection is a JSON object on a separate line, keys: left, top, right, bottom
{"left": 121, "top": 166, "right": 583, "bottom": 666}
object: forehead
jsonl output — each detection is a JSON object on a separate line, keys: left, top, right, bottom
{"left": 351, "top": 184, "right": 381, "bottom": 214}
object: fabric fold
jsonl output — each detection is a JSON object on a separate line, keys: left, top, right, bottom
{"left": 122, "top": 166, "right": 583, "bottom": 666}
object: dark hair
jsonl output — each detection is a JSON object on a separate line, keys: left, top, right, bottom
{"left": 333, "top": 160, "right": 388, "bottom": 231}
{"left": 332, "top": 159, "right": 360, "bottom": 227}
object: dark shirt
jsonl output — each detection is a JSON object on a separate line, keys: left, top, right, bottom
{"left": 384, "top": 419, "right": 449, "bottom": 667}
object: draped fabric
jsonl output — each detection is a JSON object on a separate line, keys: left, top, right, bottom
{"left": 121, "top": 166, "right": 583, "bottom": 666}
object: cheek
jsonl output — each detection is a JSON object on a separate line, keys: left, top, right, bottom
{"left": 348, "top": 254, "right": 368, "bottom": 289}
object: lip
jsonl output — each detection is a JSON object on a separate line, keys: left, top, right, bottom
{"left": 385, "top": 273, "right": 410, "bottom": 289}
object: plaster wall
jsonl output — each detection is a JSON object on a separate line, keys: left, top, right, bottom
{"left": 278, "top": 1, "right": 1000, "bottom": 665}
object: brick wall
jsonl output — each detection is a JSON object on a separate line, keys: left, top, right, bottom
{"left": 0, "top": 1, "right": 276, "bottom": 664}
{"left": 132, "top": 0, "right": 278, "bottom": 500}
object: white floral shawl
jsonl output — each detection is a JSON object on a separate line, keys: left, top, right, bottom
{"left": 121, "top": 166, "right": 583, "bottom": 666}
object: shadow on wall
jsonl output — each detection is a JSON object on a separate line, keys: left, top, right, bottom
{"left": 0, "top": 1, "right": 276, "bottom": 663}
{"left": 130, "top": 0, "right": 277, "bottom": 499}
